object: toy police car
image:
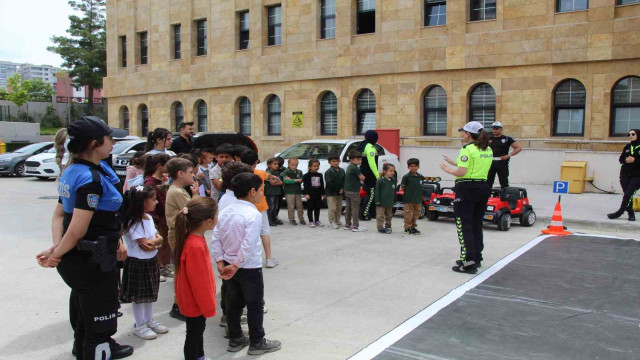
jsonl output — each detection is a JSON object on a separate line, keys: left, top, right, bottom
{"left": 392, "top": 177, "right": 441, "bottom": 219}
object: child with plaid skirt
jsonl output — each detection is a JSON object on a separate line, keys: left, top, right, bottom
{"left": 120, "top": 185, "right": 169, "bottom": 340}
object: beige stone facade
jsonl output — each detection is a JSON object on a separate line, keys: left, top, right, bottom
{"left": 104, "top": 0, "right": 640, "bottom": 155}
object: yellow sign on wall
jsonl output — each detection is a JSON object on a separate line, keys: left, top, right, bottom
{"left": 292, "top": 112, "right": 304, "bottom": 128}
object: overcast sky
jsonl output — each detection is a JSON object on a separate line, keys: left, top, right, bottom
{"left": 0, "top": 1, "right": 77, "bottom": 68}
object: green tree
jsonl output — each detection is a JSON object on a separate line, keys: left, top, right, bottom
{"left": 48, "top": 0, "right": 106, "bottom": 110}
{"left": 6, "top": 74, "right": 31, "bottom": 109}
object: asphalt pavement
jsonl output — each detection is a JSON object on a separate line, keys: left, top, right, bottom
{"left": 0, "top": 176, "right": 637, "bottom": 360}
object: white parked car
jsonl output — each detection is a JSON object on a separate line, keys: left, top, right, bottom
{"left": 256, "top": 139, "right": 400, "bottom": 176}
{"left": 25, "top": 147, "right": 60, "bottom": 179}
{"left": 111, "top": 140, "right": 146, "bottom": 176}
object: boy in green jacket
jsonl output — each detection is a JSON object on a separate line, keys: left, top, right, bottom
{"left": 281, "top": 157, "right": 305, "bottom": 225}
{"left": 324, "top": 153, "right": 346, "bottom": 229}
{"left": 375, "top": 163, "right": 397, "bottom": 234}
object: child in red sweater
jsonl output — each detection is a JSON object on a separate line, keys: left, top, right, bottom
{"left": 174, "top": 197, "right": 219, "bottom": 360}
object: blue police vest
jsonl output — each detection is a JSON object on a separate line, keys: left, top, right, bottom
{"left": 58, "top": 160, "right": 122, "bottom": 213}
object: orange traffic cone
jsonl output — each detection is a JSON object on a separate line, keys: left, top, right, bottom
{"left": 542, "top": 201, "right": 572, "bottom": 235}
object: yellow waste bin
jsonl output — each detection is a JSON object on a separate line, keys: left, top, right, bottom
{"left": 560, "top": 161, "right": 588, "bottom": 194}
{"left": 0, "top": 138, "right": 5, "bottom": 154}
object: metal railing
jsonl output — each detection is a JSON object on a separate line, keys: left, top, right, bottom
{"left": 56, "top": 96, "right": 104, "bottom": 104}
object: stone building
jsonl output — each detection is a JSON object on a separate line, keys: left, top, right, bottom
{"left": 104, "top": 0, "right": 640, "bottom": 156}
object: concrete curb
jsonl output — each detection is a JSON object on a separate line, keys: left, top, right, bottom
{"left": 537, "top": 216, "right": 640, "bottom": 232}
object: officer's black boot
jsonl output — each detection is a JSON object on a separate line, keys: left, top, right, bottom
{"left": 108, "top": 338, "right": 134, "bottom": 359}
{"left": 607, "top": 210, "right": 624, "bottom": 219}
{"left": 628, "top": 210, "right": 636, "bottom": 221}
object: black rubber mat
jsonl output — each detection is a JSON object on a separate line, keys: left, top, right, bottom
{"left": 374, "top": 235, "right": 640, "bottom": 360}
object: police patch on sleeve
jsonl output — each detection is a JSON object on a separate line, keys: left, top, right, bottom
{"left": 87, "top": 194, "right": 100, "bottom": 209}
{"left": 460, "top": 156, "right": 468, "bottom": 162}
{"left": 369, "top": 151, "right": 375, "bottom": 157}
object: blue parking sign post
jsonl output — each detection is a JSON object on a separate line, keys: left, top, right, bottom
{"left": 553, "top": 181, "right": 569, "bottom": 203}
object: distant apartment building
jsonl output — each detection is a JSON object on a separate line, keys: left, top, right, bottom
{"left": 55, "top": 73, "right": 104, "bottom": 103}
{"left": 19, "top": 64, "right": 63, "bottom": 88}
{"left": 0, "top": 61, "right": 20, "bottom": 89}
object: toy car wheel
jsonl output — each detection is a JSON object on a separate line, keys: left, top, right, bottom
{"left": 521, "top": 210, "right": 536, "bottom": 227}
{"left": 418, "top": 204, "right": 426, "bottom": 219}
{"left": 426, "top": 209, "right": 439, "bottom": 221}
{"left": 497, "top": 213, "right": 511, "bottom": 231}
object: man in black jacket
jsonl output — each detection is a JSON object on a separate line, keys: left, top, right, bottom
{"left": 170, "top": 122, "right": 195, "bottom": 154}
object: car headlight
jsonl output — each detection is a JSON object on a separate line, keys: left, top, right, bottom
{"left": 0, "top": 159, "right": 9, "bottom": 164}
{"left": 42, "top": 158, "right": 55, "bottom": 163}
{"left": 487, "top": 205, "right": 495, "bottom": 211}
{"left": 433, "top": 199, "right": 440, "bottom": 204}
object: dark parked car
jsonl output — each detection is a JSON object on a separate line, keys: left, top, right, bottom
{"left": 0, "top": 142, "right": 54, "bottom": 177}
{"left": 112, "top": 132, "right": 258, "bottom": 180}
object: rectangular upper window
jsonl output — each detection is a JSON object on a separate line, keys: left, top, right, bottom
{"left": 618, "top": 0, "right": 639, "bottom": 4}
{"left": 267, "top": 5, "right": 282, "bottom": 46}
{"left": 138, "top": 31, "right": 148, "bottom": 65}
{"left": 556, "top": 0, "right": 588, "bottom": 12}
{"left": 470, "top": 0, "right": 496, "bottom": 21}
{"left": 196, "top": 19, "right": 207, "bottom": 56}
{"left": 356, "top": 0, "right": 375, "bottom": 34}
{"left": 120, "top": 36, "right": 127, "bottom": 67}
{"left": 425, "top": 0, "right": 446, "bottom": 26}
{"left": 321, "top": 0, "right": 336, "bottom": 39}
{"left": 239, "top": 11, "right": 250, "bottom": 50}
{"left": 173, "top": 24, "right": 181, "bottom": 60}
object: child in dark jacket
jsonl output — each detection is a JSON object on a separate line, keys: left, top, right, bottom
{"left": 281, "top": 157, "right": 305, "bottom": 225}
{"left": 374, "top": 164, "right": 397, "bottom": 234}
{"left": 303, "top": 158, "right": 326, "bottom": 227}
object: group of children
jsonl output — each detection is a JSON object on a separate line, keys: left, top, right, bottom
{"left": 118, "top": 142, "right": 281, "bottom": 359}
{"left": 260, "top": 150, "right": 429, "bottom": 235}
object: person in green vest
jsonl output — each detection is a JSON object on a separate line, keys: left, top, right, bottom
{"left": 607, "top": 128, "right": 640, "bottom": 221}
{"left": 440, "top": 121, "right": 493, "bottom": 274}
{"left": 358, "top": 130, "right": 380, "bottom": 221}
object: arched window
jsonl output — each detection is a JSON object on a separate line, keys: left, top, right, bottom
{"left": 173, "top": 102, "right": 184, "bottom": 132}
{"left": 553, "top": 79, "right": 586, "bottom": 136}
{"left": 196, "top": 100, "right": 207, "bottom": 132}
{"left": 469, "top": 83, "right": 495, "bottom": 129}
{"left": 120, "top": 106, "right": 129, "bottom": 131}
{"left": 238, "top": 97, "right": 252, "bottom": 135}
{"left": 267, "top": 95, "right": 281, "bottom": 135}
{"left": 321, "top": 92, "right": 338, "bottom": 135}
{"left": 357, "top": 89, "right": 376, "bottom": 135}
{"left": 611, "top": 76, "right": 640, "bottom": 136}
{"left": 138, "top": 104, "right": 148, "bottom": 136}
{"left": 424, "top": 86, "right": 447, "bottom": 135}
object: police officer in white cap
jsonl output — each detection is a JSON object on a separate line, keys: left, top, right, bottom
{"left": 487, "top": 122, "right": 522, "bottom": 189}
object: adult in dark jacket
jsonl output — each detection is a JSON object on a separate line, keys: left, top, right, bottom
{"left": 358, "top": 130, "right": 380, "bottom": 220}
{"left": 170, "top": 122, "right": 194, "bottom": 154}
{"left": 608, "top": 129, "right": 640, "bottom": 221}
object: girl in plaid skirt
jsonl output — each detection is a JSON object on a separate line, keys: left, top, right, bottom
{"left": 120, "top": 185, "right": 169, "bottom": 340}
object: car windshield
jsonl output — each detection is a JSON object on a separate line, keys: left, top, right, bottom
{"left": 111, "top": 141, "right": 137, "bottom": 154}
{"left": 14, "top": 143, "right": 47, "bottom": 154}
{"left": 45, "top": 147, "right": 57, "bottom": 153}
{"left": 278, "top": 143, "right": 346, "bottom": 160}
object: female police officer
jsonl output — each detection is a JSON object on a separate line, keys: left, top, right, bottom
{"left": 440, "top": 121, "right": 493, "bottom": 274}
{"left": 36, "top": 116, "right": 134, "bottom": 359}
{"left": 607, "top": 128, "right": 640, "bottom": 221}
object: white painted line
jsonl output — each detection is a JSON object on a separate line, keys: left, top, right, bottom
{"left": 569, "top": 233, "right": 640, "bottom": 241}
{"left": 348, "top": 234, "right": 554, "bottom": 360}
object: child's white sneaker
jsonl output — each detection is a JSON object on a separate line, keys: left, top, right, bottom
{"left": 331, "top": 222, "right": 340, "bottom": 229}
{"left": 146, "top": 319, "right": 168, "bottom": 334}
{"left": 134, "top": 324, "right": 157, "bottom": 340}
{"left": 352, "top": 226, "right": 367, "bottom": 232}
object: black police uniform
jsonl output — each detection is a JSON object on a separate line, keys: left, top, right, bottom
{"left": 56, "top": 158, "right": 124, "bottom": 359}
{"left": 609, "top": 138, "right": 640, "bottom": 220}
{"left": 487, "top": 135, "right": 515, "bottom": 188}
